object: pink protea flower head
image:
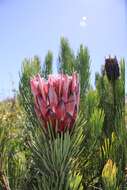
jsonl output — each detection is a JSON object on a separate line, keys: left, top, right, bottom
{"left": 30, "top": 73, "right": 80, "bottom": 132}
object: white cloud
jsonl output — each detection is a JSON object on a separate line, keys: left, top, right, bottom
{"left": 82, "top": 16, "right": 87, "bottom": 21}
{"left": 80, "top": 16, "right": 87, "bottom": 27}
{"left": 80, "top": 21, "right": 87, "bottom": 27}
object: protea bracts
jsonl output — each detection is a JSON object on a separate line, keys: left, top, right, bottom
{"left": 105, "top": 56, "right": 120, "bottom": 81}
{"left": 30, "top": 73, "right": 80, "bottom": 132}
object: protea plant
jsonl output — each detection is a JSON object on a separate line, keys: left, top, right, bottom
{"left": 30, "top": 72, "right": 80, "bottom": 132}
{"left": 105, "top": 56, "right": 120, "bottom": 81}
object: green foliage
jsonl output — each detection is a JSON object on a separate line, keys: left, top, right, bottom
{"left": 79, "top": 107, "right": 104, "bottom": 189}
{"left": 83, "top": 90, "right": 99, "bottom": 119}
{"left": 0, "top": 99, "right": 27, "bottom": 190}
{"left": 58, "top": 37, "right": 76, "bottom": 74}
{"left": 0, "top": 108, "right": 9, "bottom": 189}
{"left": 89, "top": 109, "right": 104, "bottom": 138}
{"left": 96, "top": 59, "right": 125, "bottom": 136}
{"left": 42, "top": 51, "right": 53, "bottom": 78}
{"left": 69, "top": 172, "right": 83, "bottom": 190}
{"left": 19, "top": 56, "right": 41, "bottom": 133}
{"left": 18, "top": 56, "right": 43, "bottom": 189}
{"left": 100, "top": 132, "right": 126, "bottom": 189}
{"left": 30, "top": 115, "right": 85, "bottom": 190}
{"left": 76, "top": 45, "right": 90, "bottom": 96}
{"left": 95, "top": 58, "right": 127, "bottom": 189}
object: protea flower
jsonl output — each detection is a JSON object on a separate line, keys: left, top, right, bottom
{"left": 30, "top": 73, "right": 80, "bottom": 132}
{"left": 105, "top": 56, "right": 120, "bottom": 81}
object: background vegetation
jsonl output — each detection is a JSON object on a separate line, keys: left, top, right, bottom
{"left": 0, "top": 37, "right": 126, "bottom": 190}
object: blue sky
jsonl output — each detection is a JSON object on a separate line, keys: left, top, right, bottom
{"left": 0, "top": 0, "right": 126, "bottom": 99}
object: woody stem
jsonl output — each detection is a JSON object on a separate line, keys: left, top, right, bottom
{"left": 0, "top": 171, "right": 11, "bottom": 190}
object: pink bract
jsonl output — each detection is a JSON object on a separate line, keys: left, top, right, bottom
{"left": 30, "top": 73, "right": 80, "bottom": 132}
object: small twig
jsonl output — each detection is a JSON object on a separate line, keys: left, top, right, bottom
{"left": 0, "top": 171, "right": 11, "bottom": 190}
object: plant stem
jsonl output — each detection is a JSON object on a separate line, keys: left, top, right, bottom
{"left": 112, "top": 80, "right": 116, "bottom": 132}
{"left": 0, "top": 172, "right": 11, "bottom": 190}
